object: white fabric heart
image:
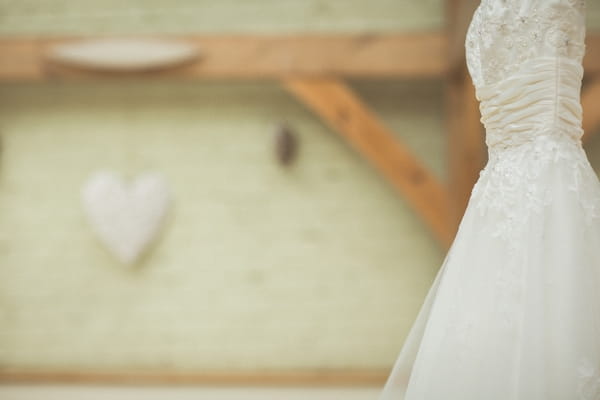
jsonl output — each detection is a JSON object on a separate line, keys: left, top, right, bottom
{"left": 81, "top": 170, "right": 172, "bottom": 265}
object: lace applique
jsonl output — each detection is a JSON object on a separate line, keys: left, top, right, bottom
{"left": 466, "top": 0, "right": 586, "bottom": 88}
{"left": 470, "top": 138, "right": 555, "bottom": 251}
{"left": 464, "top": 0, "right": 598, "bottom": 250}
{"left": 469, "top": 135, "right": 600, "bottom": 253}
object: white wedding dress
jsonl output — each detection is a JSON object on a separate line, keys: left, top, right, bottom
{"left": 379, "top": 0, "right": 600, "bottom": 399}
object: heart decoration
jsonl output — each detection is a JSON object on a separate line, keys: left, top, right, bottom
{"left": 81, "top": 170, "right": 172, "bottom": 265}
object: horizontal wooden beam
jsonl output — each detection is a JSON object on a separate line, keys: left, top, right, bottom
{"left": 0, "top": 369, "right": 386, "bottom": 386}
{"left": 0, "top": 34, "right": 447, "bottom": 81}
{"left": 284, "top": 78, "right": 452, "bottom": 247}
{"left": 2, "top": 33, "right": 600, "bottom": 82}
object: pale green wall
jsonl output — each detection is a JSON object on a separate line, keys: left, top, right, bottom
{"left": 1, "top": 0, "right": 600, "bottom": 35}
{"left": 0, "top": 0, "right": 443, "bottom": 35}
{"left": 0, "top": 0, "right": 599, "bottom": 373}
{"left": 0, "top": 79, "right": 443, "bottom": 370}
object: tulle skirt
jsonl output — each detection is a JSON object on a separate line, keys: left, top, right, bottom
{"left": 379, "top": 135, "right": 600, "bottom": 400}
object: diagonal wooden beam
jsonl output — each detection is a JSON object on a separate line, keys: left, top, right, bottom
{"left": 284, "top": 78, "right": 452, "bottom": 247}
{"left": 0, "top": 34, "right": 446, "bottom": 82}
{"left": 582, "top": 77, "right": 600, "bottom": 143}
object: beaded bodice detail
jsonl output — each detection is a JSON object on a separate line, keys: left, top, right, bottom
{"left": 379, "top": 3, "right": 600, "bottom": 400}
{"left": 466, "top": 0, "right": 586, "bottom": 90}
{"left": 463, "top": 0, "right": 599, "bottom": 252}
{"left": 465, "top": 0, "right": 586, "bottom": 150}
{"left": 461, "top": 5, "right": 600, "bottom": 399}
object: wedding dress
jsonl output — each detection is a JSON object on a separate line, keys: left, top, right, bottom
{"left": 379, "top": 0, "right": 600, "bottom": 399}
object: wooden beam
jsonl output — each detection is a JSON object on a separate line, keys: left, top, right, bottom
{"left": 446, "top": 70, "right": 486, "bottom": 231}
{"left": 2, "top": 32, "right": 600, "bottom": 81}
{"left": 0, "top": 34, "right": 446, "bottom": 82}
{"left": 445, "top": 0, "right": 486, "bottom": 235}
{"left": 447, "top": 0, "right": 480, "bottom": 76}
{"left": 284, "top": 78, "right": 452, "bottom": 247}
{"left": 3, "top": 32, "right": 600, "bottom": 82}
{"left": 0, "top": 369, "right": 386, "bottom": 386}
{"left": 582, "top": 77, "right": 600, "bottom": 143}
{"left": 585, "top": 34, "right": 600, "bottom": 76}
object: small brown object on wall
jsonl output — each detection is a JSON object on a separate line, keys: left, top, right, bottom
{"left": 274, "top": 123, "right": 299, "bottom": 166}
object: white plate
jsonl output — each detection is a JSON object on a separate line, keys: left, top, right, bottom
{"left": 46, "top": 38, "right": 200, "bottom": 71}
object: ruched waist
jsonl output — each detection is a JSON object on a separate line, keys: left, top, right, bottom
{"left": 477, "top": 57, "right": 584, "bottom": 151}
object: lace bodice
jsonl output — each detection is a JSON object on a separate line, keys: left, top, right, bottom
{"left": 466, "top": 0, "right": 587, "bottom": 152}
{"left": 379, "top": 4, "right": 600, "bottom": 399}
{"left": 464, "top": 0, "right": 599, "bottom": 252}
{"left": 466, "top": 0, "right": 586, "bottom": 90}
{"left": 462, "top": 5, "right": 600, "bottom": 399}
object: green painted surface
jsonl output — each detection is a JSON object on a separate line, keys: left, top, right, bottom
{"left": 1, "top": 0, "right": 599, "bottom": 36}
{"left": 0, "top": 0, "right": 599, "bottom": 372}
{"left": 0, "top": 80, "right": 443, "bottom": 370}
{"left": 0, "top": 0, "right": 443, "bottom": 35}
